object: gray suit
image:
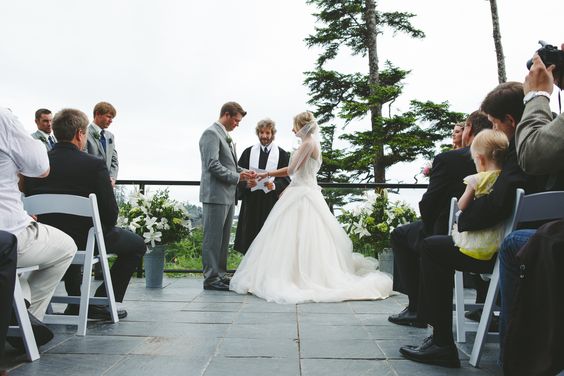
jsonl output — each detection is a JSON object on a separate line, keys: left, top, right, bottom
{"left": 516, "top": 96, "right": 564, "bottom": 175}
{"left": 199, "top": 122, "right": 242, "bottom": 284}
{"left": 31, "top": 130, "right": 56, "bottom": 151}
{"left": 85, "top": 123, "right": 119, "bottom": 179}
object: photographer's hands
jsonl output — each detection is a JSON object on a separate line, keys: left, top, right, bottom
{"left": 525, "top": 43, "right": 564, "bottom": 93}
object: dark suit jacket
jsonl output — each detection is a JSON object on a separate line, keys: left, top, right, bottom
{"left": 419, "top": 147, "right": 476, "bottom": 236}
{"left": 24, "top": 142, "right": 118, "bottom": 249}
{"left": 458, "top": 140, "right": 532, "bottom": 232}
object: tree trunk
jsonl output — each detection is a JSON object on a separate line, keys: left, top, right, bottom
{"left": 364, "top": 0, "right": 385, "bottom": 184}
{"left": 488, "top": 0, "right": 506, "bottom": 83}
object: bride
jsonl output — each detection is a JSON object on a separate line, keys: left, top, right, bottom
{"left": 230, "top": 111, "right": 393, "bottom": 304}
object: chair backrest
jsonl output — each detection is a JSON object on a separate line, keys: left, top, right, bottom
{"left": 23, "top": 193, "right": 105, "bottom": 243}
{"left": 448, "top": 197, "right": 459, "bottom": 236}
{"left": 23, "top": 194, "right": 95, "bottom": 217}
{"left": 509, "top": 188, "right": 564, "bottom": 227}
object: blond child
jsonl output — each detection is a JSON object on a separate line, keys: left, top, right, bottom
{"left": 452, "top": 129, "right": 509, "bottom": 260}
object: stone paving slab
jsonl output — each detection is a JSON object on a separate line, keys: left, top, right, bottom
{"left": 2, "top": 277, "right": 502, "bottom": 375}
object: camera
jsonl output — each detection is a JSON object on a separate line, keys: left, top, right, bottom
{"left": 526, "top": 41, "right": 564, "bottom": 71}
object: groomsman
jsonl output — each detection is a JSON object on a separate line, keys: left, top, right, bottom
{"left": 234, "top": 118, "right": 290, "bottom": 254}
{"left": 86, "top": 102, "right": 119, "bottom": 186}
{"left": 199, "top": 102, "right": 256, "bottom": 291}
{"left": 31, "top": 108, "right": 56, "bottom": 151}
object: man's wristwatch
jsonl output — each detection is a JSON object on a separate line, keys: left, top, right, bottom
{"left": 523, "top": 91, "right": 551, "bottom": 105}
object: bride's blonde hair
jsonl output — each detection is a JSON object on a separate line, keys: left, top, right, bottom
{"left": 293, "top": 111, "right": 317, "bottom": 134}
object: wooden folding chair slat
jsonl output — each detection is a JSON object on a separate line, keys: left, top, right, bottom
{"left": 23, "top": 193, "right": 119, "bottom": 336}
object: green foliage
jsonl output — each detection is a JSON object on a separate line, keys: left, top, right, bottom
{"left": 305, "top": 0, "right": 465, "bottom": 184}
{"left": 338, "top": 192, "right": 418, "bottom": 256}
{"left": 163, "top": 228, "right": 243, "bottom": 276}
{"left": 118, "top": 189, "right": 191, "bottom": 246}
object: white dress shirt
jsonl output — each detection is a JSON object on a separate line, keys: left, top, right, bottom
{"left": 0, "top": 107, "right": 49, "bottom": 234}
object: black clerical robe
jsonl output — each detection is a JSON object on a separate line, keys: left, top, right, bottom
{"left": 234, "top": 144, "right": 290, "bottom": 254}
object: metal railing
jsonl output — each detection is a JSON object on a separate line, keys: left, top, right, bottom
{"left": 115, "top": 179, "right": 429, "bottom": 275}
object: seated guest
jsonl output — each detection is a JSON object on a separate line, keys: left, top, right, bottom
{"left": 399, "top": 82, "right": 534, "bottom": 368}
{"left": 0, "top": 107, "right": 76, "bottom": 350}
{"left": 0, "top": 231, "right": 17, "bottom": 373}
{"left": 500, "top": 43, "right": 564, "bottom": 375}
{"left": 388, "top": 111, "right": 492, "bottom": 327}
{"left": 25, "top": 108, "right": 146, "bottom": 320}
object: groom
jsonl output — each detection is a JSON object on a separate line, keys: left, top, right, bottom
{"left": 199, "top": 102, "right": 256, "bottom": 291}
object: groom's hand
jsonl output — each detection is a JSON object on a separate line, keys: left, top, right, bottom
{"left": 246, "top": 179, "right": 257, "bottom": 188}
{"left": 240, "top": 170, "right": 257, "bottom": 181}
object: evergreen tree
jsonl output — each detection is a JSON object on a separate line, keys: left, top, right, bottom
{"left": 305, "top": 0, "right": 465, "bottom": 184}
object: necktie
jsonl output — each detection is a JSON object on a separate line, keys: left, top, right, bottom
{"left": 259, "top": 146, "right": 269, "bottom": 170}
{"left": 100, "top": 130, "right": 107, "bottom": 153}
{"left": 48, "top": 136, "right": 55, "bottom": 148}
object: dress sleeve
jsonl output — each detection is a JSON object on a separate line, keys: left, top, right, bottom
{"left": 287, "top": 140, "right": 317, "bottom": 176}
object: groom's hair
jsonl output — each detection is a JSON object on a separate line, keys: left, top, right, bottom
{"left": 220, "top": 102, "right": 247, "bottom": 118}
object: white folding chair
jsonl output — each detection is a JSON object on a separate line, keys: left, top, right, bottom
{"left": 451, "top": 188, "right": 523, "bottom": 344}
{"left": 23, "top": 193, "right": 119, "bottom": 336}
{"left": 469, "top": 188, "right": 564, "bottom": 366}
{"left": 7, "top": 266, "right": 40, "bottom": 361}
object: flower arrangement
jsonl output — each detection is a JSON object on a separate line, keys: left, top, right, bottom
{"left": 338, "top": 191, "right": 418, "bottom": 257}
{"left": 117, "top": 189, "right": 192, "bottom": 247}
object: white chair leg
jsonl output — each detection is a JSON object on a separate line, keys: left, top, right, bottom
{"left": 13, "top": 276, "right": 39, "bottom": 361}
{"left": 77, "top": 248, "right": 95, "bottom": 336}
{"left": 96, "top": 230, "right": 118, "bottom": 324}
{"left": 454, "top": 271, "right": 467, "bottom": 343}
{"left": 469, "top": 258, "right": 500, "bottom": 367}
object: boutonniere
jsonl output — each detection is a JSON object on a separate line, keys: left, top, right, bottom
{"left": 225, "top": 135, "right": 232, "bottom": 144}
{"left": 39, "top": 136, "right": 47, "bottom": 143}
{"left": 109, "top": 138, "right": 113, "bottom": 144}
{"left": 93, "top": 132, "right": 100, "bottom": 140}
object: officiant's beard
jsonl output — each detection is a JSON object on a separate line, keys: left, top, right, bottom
{"left": 259, "top": 136, "right": 273, "bottom": 146}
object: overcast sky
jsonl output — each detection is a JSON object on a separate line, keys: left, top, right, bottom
{"left": 1, "top": 0, "right": 562, "bottom": 207}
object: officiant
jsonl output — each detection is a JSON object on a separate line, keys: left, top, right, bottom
{"left": 234, "top": 118, "right": 290, "bottom": 254}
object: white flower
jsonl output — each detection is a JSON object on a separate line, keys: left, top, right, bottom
{"left": 352, "top": 220, "right": 371, "bottom": 238}
{"left": 143, "top": 227, "right": 162, "bottom": 247}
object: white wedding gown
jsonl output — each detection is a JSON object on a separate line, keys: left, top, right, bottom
{"left": 230, "top": 136, "right": 393, "bottom": 304}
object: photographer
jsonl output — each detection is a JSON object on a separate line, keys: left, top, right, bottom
{"left": 516, "top": 42, "right": 564, "bottom": 174}
{"left": 500, "top": 42, "right": 564, "bottom": 375}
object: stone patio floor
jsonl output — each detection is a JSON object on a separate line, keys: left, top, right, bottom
{"left": 2, "top": 277, "right": 503, "bottom": 376}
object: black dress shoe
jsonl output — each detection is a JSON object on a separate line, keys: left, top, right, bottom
{"left": 400, "top": 336, "right": 460, "bottom": 368}
{"left": 464, "top": 309, "right": 499, "bottom": 332}
{"left": 7, "top": 311, "right": 54, "bottom": 351}
{"left": 88, "top": 305, "right": 128, "bottom": 320}
{"left": 388, "top": 308, "right": 427, "bottom": 328}
{"left": 203, "top": 280, "right": 230, "bottom": 291}
{"left": 220, "top": 275, "right": 232, "bottom": 284}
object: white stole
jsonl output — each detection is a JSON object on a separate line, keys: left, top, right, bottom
{"left": 249, "top": 143, "right": 279, "bottom": 172}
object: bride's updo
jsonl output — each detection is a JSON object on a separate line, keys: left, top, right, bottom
{"left": 293, "top": 111, "right": 318, "bottom": 137}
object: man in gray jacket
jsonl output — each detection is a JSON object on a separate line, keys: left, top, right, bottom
{"left": 31, "top": 108, "right": 56, "bottom": 151}
{"left": 199, "top": 102, "right": 255, "bottom": 291}
{"left": 86, "top": 102, "right": 119, "bottom": 186}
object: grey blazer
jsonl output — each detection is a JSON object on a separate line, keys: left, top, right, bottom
{"left": 199, "top": 122, "right": 242, "bottom": 204}
{"left": 516, "top": 96, "right": 564, "bottom": 175}
{"left": 85, "top": 123, "right": 119, "bottom": 179}
{"left": 31, "top": 130, "right": 56, "bottom": 151}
